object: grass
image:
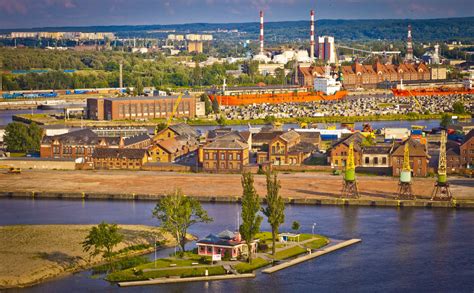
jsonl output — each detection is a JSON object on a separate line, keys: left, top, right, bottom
{"left": 107, "top": 265, "right": 226, "bottom": 282}
{"left": 303, "top": 238, "right": 330, "bottom": 250}
{"left": 234, "top": 257, "right": 270, "bottom": 274}
{"left": 255, "top": 232, "right": 273, "bottom": 242}
{"left": 92, "top": 256, "right": 149, "bottom": 274}
{"left": 273, "top": 246, "right": 307, "bottom": 260}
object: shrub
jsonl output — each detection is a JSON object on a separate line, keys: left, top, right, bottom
{"left": 223, "top": 250, "right": 231, "bottom": 261}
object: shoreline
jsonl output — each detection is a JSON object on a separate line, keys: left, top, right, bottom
{"left": 11, "top": 112, "right": 472, "bottom": 127}
{"left": 0, "top": 224, "right": 180, "bottom": 290}
{"left": 1, "top": 191, "right": 473, "bottom": 209}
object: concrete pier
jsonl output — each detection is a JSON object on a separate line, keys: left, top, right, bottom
{"left": 262, "top": 239, "right": 362, "bottom": 274}
{"left": 117, "top": 273, "right": 255, "bottom": 287}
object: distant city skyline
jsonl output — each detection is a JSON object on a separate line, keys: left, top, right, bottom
{"left": 0, "top": 0, "right": 473, "bottom": 29}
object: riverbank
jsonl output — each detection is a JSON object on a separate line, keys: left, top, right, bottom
{"left": 0, "top": 224, "right": 176, "bottom": 289}
{"left": 11, "top": 112, "right": 472, "bottom": 127}
{"left": 0, "top": 170, "right": 473, "bottom": 208}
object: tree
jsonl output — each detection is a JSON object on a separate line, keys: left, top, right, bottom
{"left": 291, "top": 221, "right": 300, "bottom": 234}
{"left": 82, "top": 222, "right": 123, "bottom": 271}
{"left": 4, "top": 122, "right": 42, "bottom": 153}
{"left": 136, "top": 77, "right": 144, "bottom": 96}
{"left": 452, "top": 101, "right": 466, "bottom": 114}
{"left": 200, "top": 94, "right": 213, "bottom": 115}
{"left": 152, "top": 189, "right": 212, "bottom": 253}
{"left": 154, "top": 122, "right": 167, "bottom": 135}
{"left": 440, "top": 114, "right": 452, "bottom": 128}
{"left": 261, "top": 169, "right": 285, "bottom": 255}
{"left": 212, "top": 96, "right": 220, "bottom": 114}
{"left": 239, "top": 172, "right": 263, "bottom": 263}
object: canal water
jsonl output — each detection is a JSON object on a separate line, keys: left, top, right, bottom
{"left": 1, "top": 198, "right": 473, "bottom": 292}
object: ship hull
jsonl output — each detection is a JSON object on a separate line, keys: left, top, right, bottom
{"left": 392, "top": 88, "right": 474, "bottom": 97}
{"left": 210, "top": 90, "right": 348, "bottom": 106}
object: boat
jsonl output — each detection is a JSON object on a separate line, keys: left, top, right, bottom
{"left": 209, "top": 90, "right": 348, "bottom": 106}
{"left": 392, "top": 87, "right": 474, "bottom": 97}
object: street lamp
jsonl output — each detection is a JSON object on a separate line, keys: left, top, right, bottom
{"left": 154, "top": 236, "right": 157, "bottom": 268}
{"left": 312, "top": 223, "right": 317, "bottom": 236}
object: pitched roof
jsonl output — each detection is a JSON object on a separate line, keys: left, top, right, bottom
{"left": 92, "top": 148, "right": 146, "bottom": 159}
{"left": 204, "top": 137, "right": 248, "bottom": 150}
{"left": 331, "top": 132, "right": 364, "bottom": 152}
{"left": 157, "top": 138, "right": 183, "bottom": 154}
{"left": 391, "top": 138, "right": 427, "bottom": 157}
{"left": 42, "top": 128, "right": 121, "bottom": 146}
{"left": 462, "top": 129, "right": 474, "bottom": 146}
{"left": 168, "top": 123, "right": 199, "bottom": 138}
{"left": 279, "top": 130, "right": 300, "bottom": 143}
{"left": 252, "top": 131, "right": 284, "bottom": 144}
{"left": 362, "top": 145, "right": 392, "bottom": 154}
{"left": 123, "top": 133, "right": 151, "bottom": 146}
{"left": 289, "top": 141, "right": 318, "bottom": 154}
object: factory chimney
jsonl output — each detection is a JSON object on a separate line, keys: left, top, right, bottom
{"left": 310, "top": 9, "right": 315, "bottom": 62}
{"left": 260, "top": 10, "right": 264, "bottom": 55}
{"left": 406, "top": 24, "right": 414, "bottom": 62}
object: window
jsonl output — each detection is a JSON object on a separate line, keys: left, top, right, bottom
{"left": 221, "top": 153, "right": 225, "bottom": 160}
{"left": 237, "top": 154, "right": 241, "bottom": 160}
{"left": 53, "top": 146, "right": 60, "bottom": 154}
{"left": 374, "top": 157, "right": 379, "bottom": 165}
{"left": 207, "top": 246, "right": 212, "bottom": 253}
{"left": 205, "top": 153, "right": 209, "bottom": 160}
{"left": 213, "top": 153, "right": 217, "bottom": 160}
{"left": 229, "top": 154, "right": 233, "bottom": 160}
{"left": 382, "top": 157, "right": 387, "bottom": 165}
{"left": 365, "top": 157, "right": 370, "bottom": 164}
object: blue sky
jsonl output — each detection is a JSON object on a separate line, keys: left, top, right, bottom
{"left": 0, "top": 0, "right": 473, "bottom": 29}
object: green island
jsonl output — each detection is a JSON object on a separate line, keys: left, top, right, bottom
{"left": 106, "top": 232, "right": 329, "bottom": 282}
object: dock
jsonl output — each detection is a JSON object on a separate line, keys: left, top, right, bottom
{"left": 117, "top": 273, "right": 255, "bottom": 287}
{"left": 262, "top": 239, "right": 361, "bottom": 274}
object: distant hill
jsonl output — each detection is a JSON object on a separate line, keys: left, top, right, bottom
{"left": 2, "top": 17, "right": 473, "bottom": 42}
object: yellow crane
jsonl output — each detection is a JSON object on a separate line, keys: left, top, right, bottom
{"left": 167, "top": 93, "right": 184, "bottom": 126}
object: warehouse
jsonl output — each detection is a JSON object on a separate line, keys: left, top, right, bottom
{"left": 86, "top": 96, "right": 197, "bottom": 121}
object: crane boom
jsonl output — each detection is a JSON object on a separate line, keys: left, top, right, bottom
{"left": 167, "top": 93, "right": 184, "bottom": 126}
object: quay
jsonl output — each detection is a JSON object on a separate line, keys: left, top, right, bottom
{"left": 117, "top": 273, "right": 255, "bottom": 287}
{"left": 1, "top": 191, "right": 473, "bottom": 208}
{"left": 262, "top": 239, "right": 361, "bottom": 274}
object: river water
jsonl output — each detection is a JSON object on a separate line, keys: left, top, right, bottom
{"left": 1, "top": 198, "right": 473, "bottom": 293}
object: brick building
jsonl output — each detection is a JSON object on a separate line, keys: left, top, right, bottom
{"left": 391, "top": 138, "right": 429, "bottom": 177}
{"left": 460, "top": 130, "right": 474, "bottom": 169}
{"left": 261, "top": 130, "right": 318, "bottom": 165}
{"left": 92, "top": 148, "right": 147, "bottom": 170}
{"left": 87, "top": 96, "right": 197, "bottom": 121}
{"left": 298, "top": 62, "right": 436, "bottom": 89}
{"left": 446, "top": 141, "right": 462, "bottom": 174}
{"left": 328, "top": 133, "right": 364, "bottom": 168}
{"left": 201, "top": 132, "right": 249, "bottom": 173}
{"left": 40, "top": 129, "right": 151, "bottom": 162}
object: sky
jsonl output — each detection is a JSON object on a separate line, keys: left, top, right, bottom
{"left": 0, "top": 0, "right": 473, "bottom": 29}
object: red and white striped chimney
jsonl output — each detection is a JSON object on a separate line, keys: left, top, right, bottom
{"left": 260, "top": 10, "right": 264, "bottom": 54}
{"left": 310, "top": 9, "right": 315, "bottom": 61}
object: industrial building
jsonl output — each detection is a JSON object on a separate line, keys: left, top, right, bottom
{"left": 317, "top": 36, "right": 336, "bottom": 64}
{"left": 87, "top": 96, "right": 202, "bottom": 121}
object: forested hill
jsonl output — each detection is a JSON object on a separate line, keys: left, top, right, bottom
{"left": 1, "top": 17, "right": 473, "bottom": 42}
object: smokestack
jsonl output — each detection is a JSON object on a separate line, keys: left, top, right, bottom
{"left": 119, "top": 62, "right": 123, "bottom": 89}
{"left": 310, "top": 9, "right": 315, "bottom": 61}
{"left": 260, "top": 10, "right": 264, "bottom": 55}
{"left": 406, "top": 24, "right": 414, "bottom": 61}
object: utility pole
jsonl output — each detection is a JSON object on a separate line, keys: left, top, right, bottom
{"left": 119, "top": 62, "right": 123, "bottom": 89}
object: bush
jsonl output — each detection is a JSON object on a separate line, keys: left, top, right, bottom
{"left": 258, "top": 242, "right": 269, "bottom": 253}
{"left": 223, "top": 250, "right": 231, "bottom": 261}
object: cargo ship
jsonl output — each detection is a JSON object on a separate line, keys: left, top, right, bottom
{"left": 392, "top": 87, "right": 474, "bottom": 97}
{"left": 210, "top": 90, "right": 347, "bottom": 106}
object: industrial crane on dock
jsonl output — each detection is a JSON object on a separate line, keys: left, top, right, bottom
{"left": 341, "top": 142, "right": 360, "bottom": 198}
{"left": 397, "top": 142, "right": 414, "bottom": 200}
{"left": 431, "top": 130, "right": 453, "bottom": 201}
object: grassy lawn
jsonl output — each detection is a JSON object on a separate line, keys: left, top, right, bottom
{"left": 107, "top": 265, "right": 226, "bottom": 282}
{"left": 303, "top": 238, "right": 330, "bottom": 250}
{"left": 234, "top": 257, "right": 270, "bottom": 273}
{"left": 255, "top": 232, "right": 273, "bottom": 241}
{"left": 273, "top": 246, "right": 307, "bottom": 260}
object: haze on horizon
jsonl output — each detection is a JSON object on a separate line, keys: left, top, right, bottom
{"left": 0, "top": 0, "right": 473, "bottom": 29}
